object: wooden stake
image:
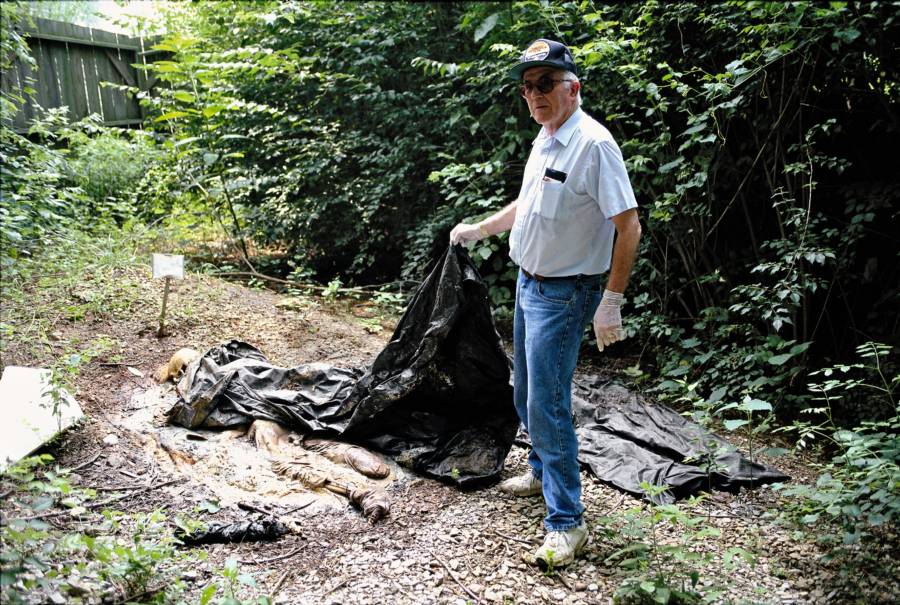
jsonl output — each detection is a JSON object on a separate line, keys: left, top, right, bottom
{"left": 157, "top": 276, "right": 171, "bottom": 337}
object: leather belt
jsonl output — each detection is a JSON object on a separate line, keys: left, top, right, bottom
{"left": 522, "top": 269, "right": 572, "bottom": 282}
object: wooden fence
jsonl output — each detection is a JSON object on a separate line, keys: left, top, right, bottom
{"left": 1, "top": 17, "right": 163, "bottom": 132}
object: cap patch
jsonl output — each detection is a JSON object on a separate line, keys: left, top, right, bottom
{"left": 523, "top": 40, "right": 550, "bottom": 61}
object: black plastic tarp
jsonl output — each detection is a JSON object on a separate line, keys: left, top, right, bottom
{"left": 571, "top": 377, "right": 789, "bottom": 503}
{"left": 168, "top": 246, "right": 519, "bottom": 487}
{"left": 167, "top": 246, "right": 788, "bottom": 499}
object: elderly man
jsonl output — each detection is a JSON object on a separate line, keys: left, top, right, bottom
{"left": 450, "top": 38, "right": 641, "bottom": 569}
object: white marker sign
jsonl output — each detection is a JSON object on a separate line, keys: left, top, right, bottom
{"left": 152, "top": 254, "right": 184, "bottom": 279}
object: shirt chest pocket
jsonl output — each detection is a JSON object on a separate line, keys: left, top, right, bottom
{"left": 533, "top": 180, "right": 593, "bottom": 221}
{"left": 534, "top": 181, "right": 566, "bottom": 220}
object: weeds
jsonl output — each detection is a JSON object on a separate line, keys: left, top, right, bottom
{"left": 1, "top": 456, "right": 270, "bottom": 605}
{"left": 1, "top": 225, "right": 157, "bottom": 363}
{"left": 600, "top": 482, "right": 755, "bottom": 605}
{"left": 776, "top": 343, "right": 899, "bottom": 547}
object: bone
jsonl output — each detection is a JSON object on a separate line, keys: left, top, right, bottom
{"left": 248, "top": 419, "right": 291, "bottom": 455}
{"left": 302, "top": 437, "right": 390, "bottom": 479}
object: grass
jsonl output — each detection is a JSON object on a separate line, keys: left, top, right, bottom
{"left": 1, "top": 224, "right": 159, "bottom": 366}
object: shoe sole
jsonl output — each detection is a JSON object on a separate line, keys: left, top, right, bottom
{"left": 499, "top": 488, "right": 543, "bottom": 497}
{"left": 534, "top": 533, "right": 590, "bottom": 571}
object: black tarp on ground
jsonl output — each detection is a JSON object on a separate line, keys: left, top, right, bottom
{"left": 571, "top": 377, "right": 789, "bottom": 504}
{"left": 167, "top": 246, "right": 519, "bottom": 487}
{"left": 167, "top": 246, "right": 788, "bottom": 498}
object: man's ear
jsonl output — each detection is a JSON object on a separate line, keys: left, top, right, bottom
{"left": 570, "top": 81, "right": 581, "bottom": 98}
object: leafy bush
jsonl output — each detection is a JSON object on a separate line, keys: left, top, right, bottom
{"left": 0, "top": 108, "right": 87, "bottom": 268}
{"left": 143, "top": 2, "right": 899, "bottom": 427}
{"left": 601, "top": 482, "right": 754, "bottom": 605}
{"left": 777, "top": 343, "right": 899, "bottom": 546}
{"left": 64, "top": 122, "right": 162, "bottom": 222}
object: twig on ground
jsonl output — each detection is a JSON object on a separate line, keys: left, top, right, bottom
{"left": 280, "top": 501, "right": 316, "bottom": 515}
{"left": 604, "top": 493, "right": 628, "bottom": 516}
{"left": 239, "top": 546, "right": 303, "bottom": 566}
{"left": 492, "top": 528, "right": 538, "bottom": 545}
{"left": 238, "top": 501, "right": 275, "bottom": 517}
{"left": 433, "top": 552, "right": 480, "bottom": 604}
{"left": 118, "top": 469, "right": 139, "bottom": 480}
{"left": 554, "top": 571, "right": 573, "bottom": 590}
{"left": 271, "top": 569, "right": 292, "bottom": 595}
{"left": 210, "top": 270, "right": 419, "bottom": 296}
{"left": 71, "top": 452, "right": 103, "bottom": 472}
{"left": 91, "top": 483, "right": 147, "bottom": 492}
{"left": 325, "top": 578, "right": 348, "bottom": 596}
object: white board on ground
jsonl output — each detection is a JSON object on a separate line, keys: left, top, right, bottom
{"left": 0, "top": 366, "right": 84, "bottom": 472}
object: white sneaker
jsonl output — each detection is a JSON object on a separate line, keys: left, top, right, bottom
{"left": 533, "top": 522, "right": 589, "bottom": 570}
{"left": 498, "top": 472, "right": 542, "bottom": 497}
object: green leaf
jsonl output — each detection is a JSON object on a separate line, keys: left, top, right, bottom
{"left": 767, "top": 353, "right": 793, "bottom": 366}
{"left": 202, "top": 105, "right": 227, "bottom": 118}
{"left": 708, "top": 386, "right": 727, "bottom": 403}
{"left": 474, "top": 13, "right": 500, "bottom": 42}
{"left": 173, "top": 136, "right": 202, "bottom": 148}
{"left": 739, "top": 399, "right": 772, "bottom": 413}
{"left": 199, "top": 584, "right": 216, "bottom": 605}
{"left": 761, "top": 447, "right": 788, "bottom": 457}
{"left": 198, "top": 499, "right": 220, "bottom": 513}
{"left": 723, "top": 419, "right": 749, "bottom": 431}
{"left": 659, "top": 158, "right": 684, "bottom": 173}
{"left": 173, "top": 91, "right": 196, "bottom": 103}
{"left": 154, "top": 111, "right": 190, "bottom": 122}
{"left": 654, "top": 587, "right": 671, "bottom": 603}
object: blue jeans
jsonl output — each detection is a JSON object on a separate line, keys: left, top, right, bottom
{"left": 513, "top": 269, "right": 602, "bottom": 531}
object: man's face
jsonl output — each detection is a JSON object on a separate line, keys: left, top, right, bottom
{"left": 521, "top": 66, "right": 578, "bottom": 129}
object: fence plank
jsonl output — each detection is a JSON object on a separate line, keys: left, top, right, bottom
{"left": 75, "top": 45, "right": 102, "bottom": 117}
{"left": 8, "top": 18, "right": 161, "bottom": 131}
{"left": 87, "top": 29, "right": 118, "bottom": 123}
{"left": 0, "top": 62, "right": 28, "bottom": 131}
{"left": 17, "top": 49, "right": 39, "bottom": 128}
{"left": 26, "top": 17, "right": 142, "bottom": 51}
{"left": 34, "top": 39, "right": 62, "bottom": 114}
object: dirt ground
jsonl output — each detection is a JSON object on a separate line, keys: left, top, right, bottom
{"left": 3, "top": 272, "right": 897, "bottom": 604}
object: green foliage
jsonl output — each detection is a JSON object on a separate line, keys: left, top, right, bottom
{"left": 143, "top": 1, "right": 899, "bottom": 425}
{"left": 143, "top": 2, "right": 483, "bottom": 283}
{"left": 1, "top": 456, "right": 270, "bottom": 605}
{"left": 776, "top": 343, "right": 899, "bottom": 547}
{"left": 1, "top": 107, "right": 171, "bottom": 272}
{"left": 64, "top": 122, "right": 163, "bottom": 222}
{"left": 602, "top": 482, "right": 751, "bottom": 604}
{"left": 0, "top": 108, "right": 88, "bottom": 268}
{"left": 0, "top": 223, "right": 155, "bottom": 363}
{"left": 2, "top": 456, "right": 189, "bottom": 604}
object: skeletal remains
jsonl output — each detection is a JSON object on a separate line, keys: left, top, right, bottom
{"left": 155, "top": 349, "right": 392, "bottom": 523}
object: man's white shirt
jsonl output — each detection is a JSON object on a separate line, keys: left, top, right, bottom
{"left": 509, "top": 108, "right": 638, "bottom": 277}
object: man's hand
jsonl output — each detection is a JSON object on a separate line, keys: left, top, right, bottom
{"left": 449, "top": 222, "right": 486, "bottom": 245}
{"left": 593, "top": 290, "right": 625, "bottom": 352}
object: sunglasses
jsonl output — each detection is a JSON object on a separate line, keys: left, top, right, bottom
{"left": 519, "top": 75, "right": 571, "bottom": 96}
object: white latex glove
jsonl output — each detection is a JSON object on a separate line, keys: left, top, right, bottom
{"left": 593, "top": 290, "right": 625, "bottom": 352}
{"left": 449, "top": 222, "right": 487, "bottom": 245}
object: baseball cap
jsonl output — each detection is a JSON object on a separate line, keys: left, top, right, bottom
{"left": 508, "top": 38, "right": 577, "bottom": 80}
